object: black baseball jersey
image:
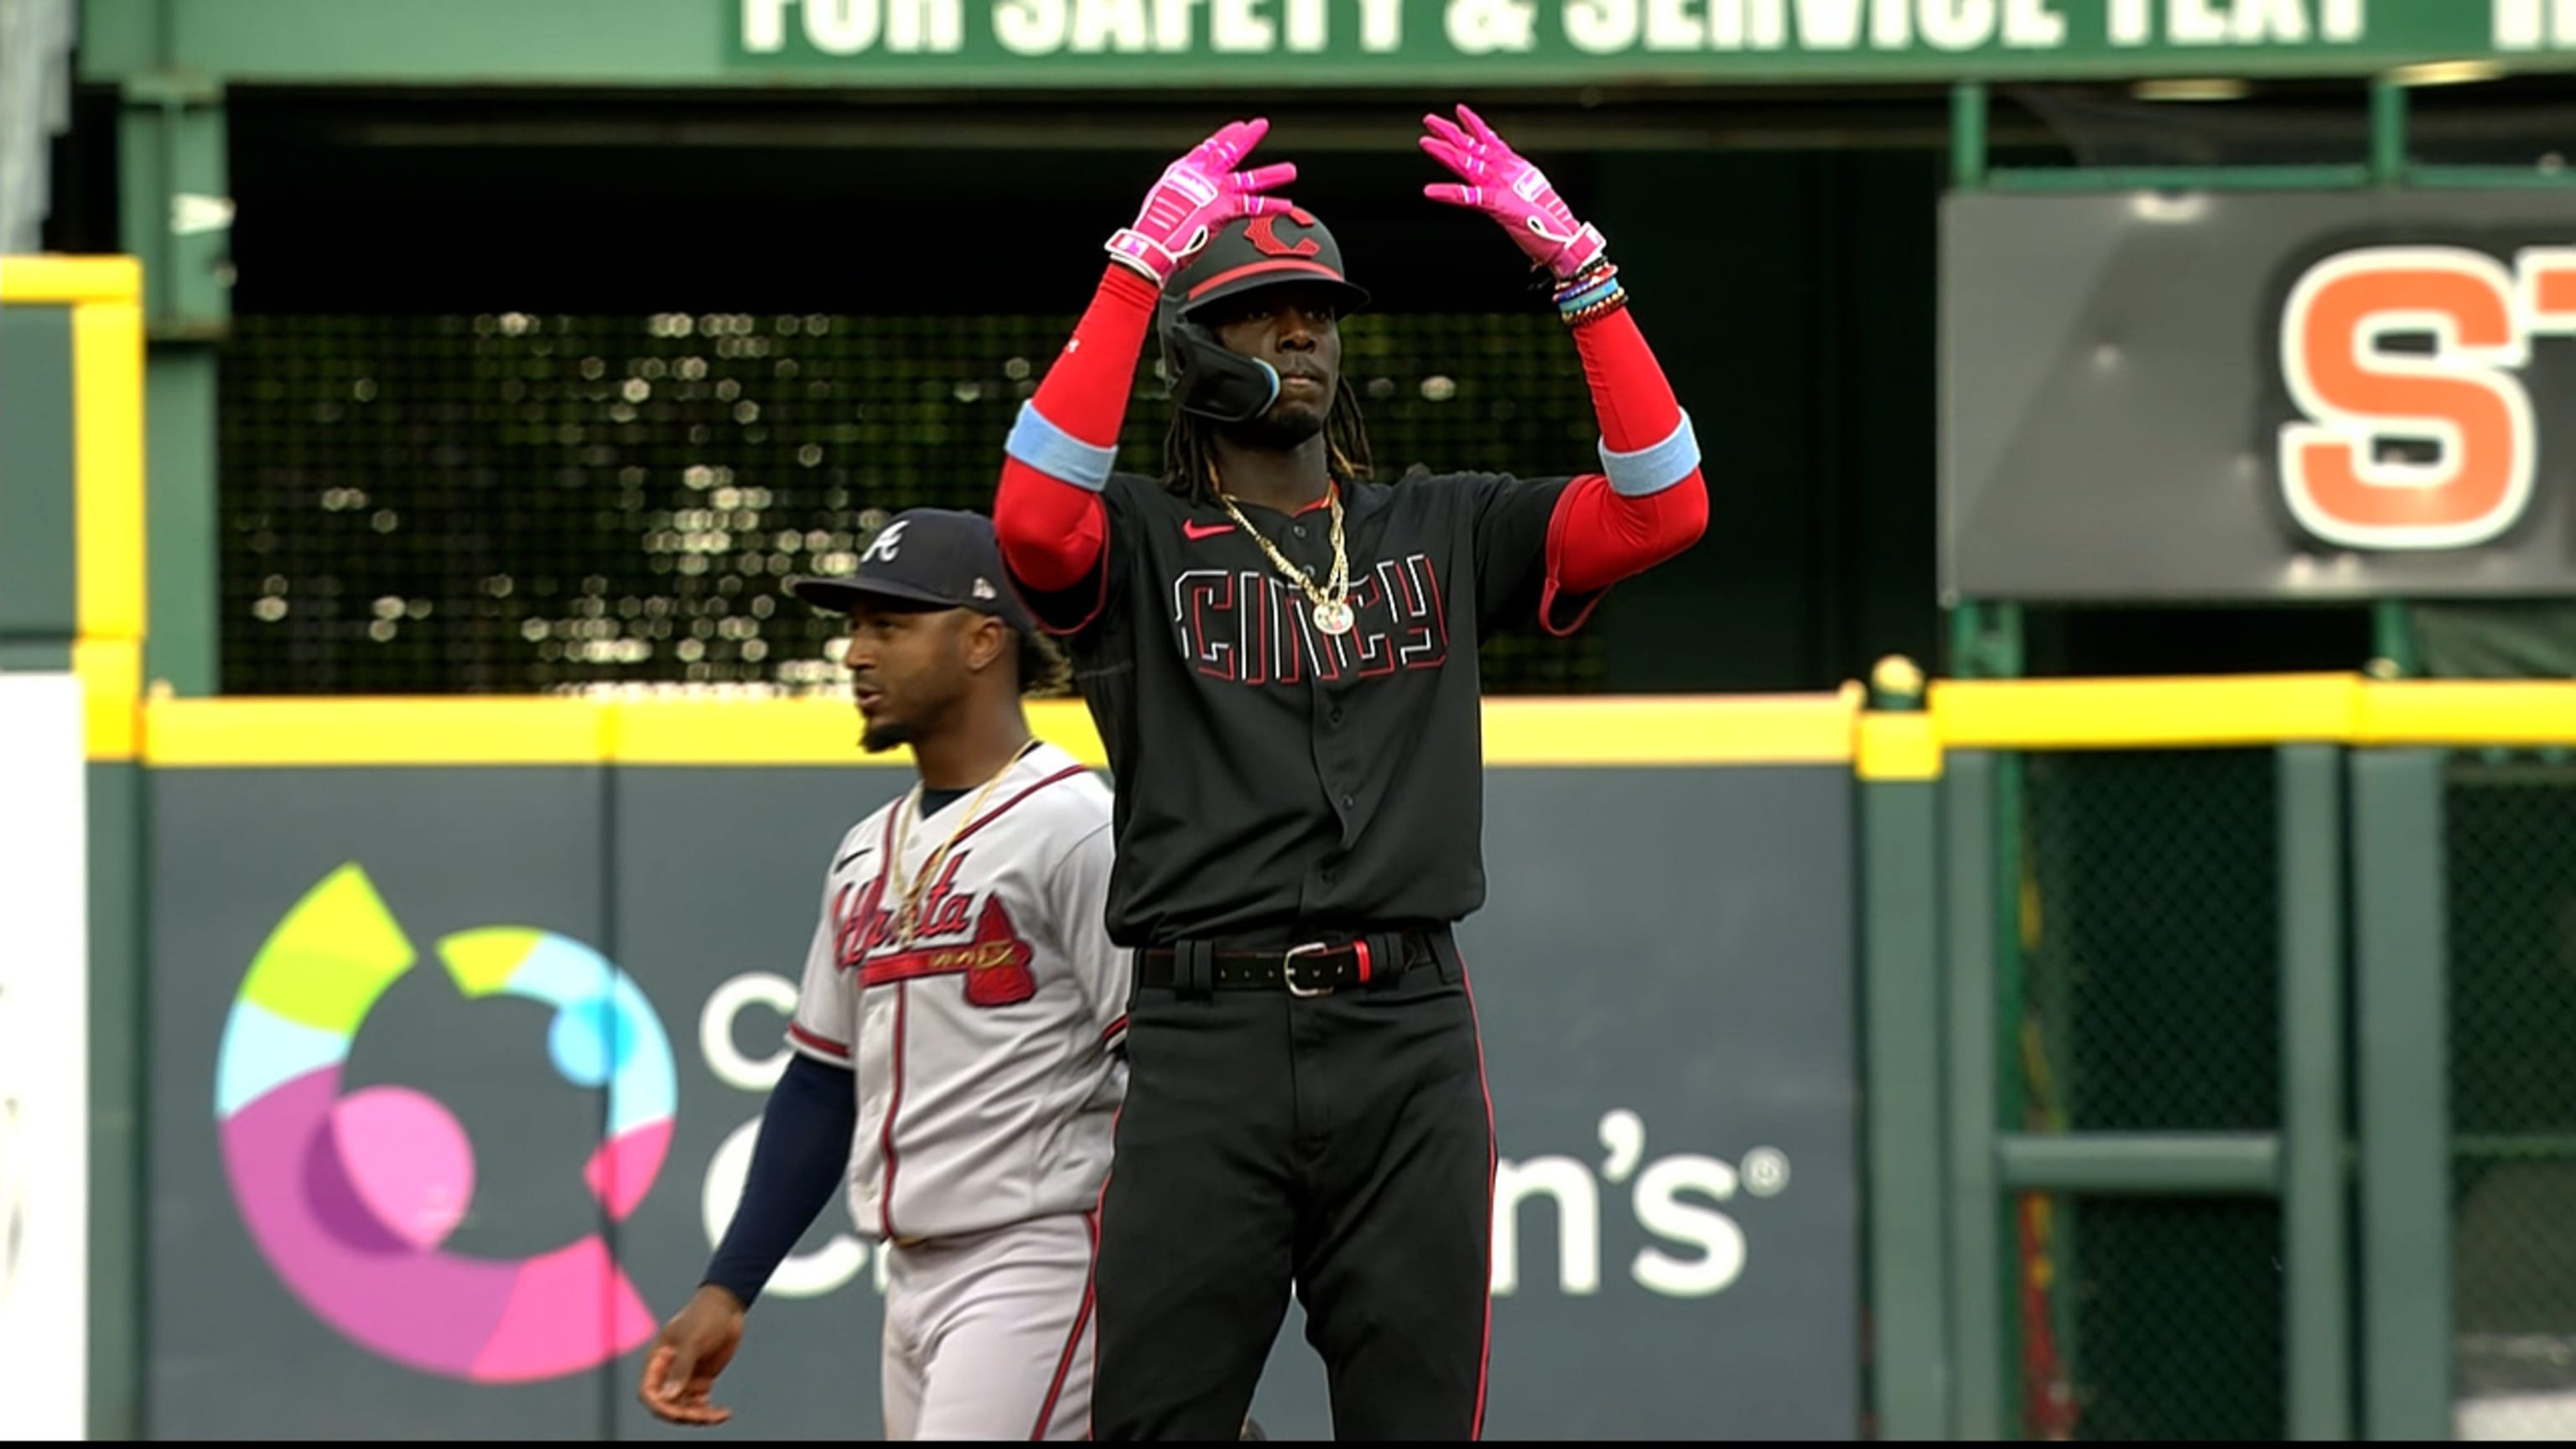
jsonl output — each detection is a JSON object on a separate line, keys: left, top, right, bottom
{"left": 1011, "top": 468, "right": 1596, "bottom": 948}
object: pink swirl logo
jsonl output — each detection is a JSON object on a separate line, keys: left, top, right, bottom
{"left": 214, "top": 864, "right": 677, "bottom": 1382}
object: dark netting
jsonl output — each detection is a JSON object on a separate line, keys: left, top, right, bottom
{"left": 2447, "top": 753, "right": 2576, "bottom": 1441}
{"left": 2017, "top": 748, "right": 2283, "bottom": 1135}
{"left": 2035, "top": 1196, "right": 2288, "bottom": 1441}
{"left": 2004, "top": 749, "right": 2286, "bottom": 1440}
{"left": 217, "top": 309, "right": 1605, "bottom": 696}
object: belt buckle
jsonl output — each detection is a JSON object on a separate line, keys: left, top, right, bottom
{"left": 1280, "top": 941, "right": 1336, "bottom": 999}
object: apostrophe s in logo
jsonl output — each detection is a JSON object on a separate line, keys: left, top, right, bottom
{"left": 2278, "top": 242, "right": 2576, "bottom": 551}
{"left": 214, "top": 864, "right": 677, "bottom": 1383}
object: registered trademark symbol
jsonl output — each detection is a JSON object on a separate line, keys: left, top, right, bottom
{"left": 1742, "top": 1147, "right": 1790, "bottom": 1197}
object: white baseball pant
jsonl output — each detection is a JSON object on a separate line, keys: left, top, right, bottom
{"left": 880, "top": 1209, "right": 1099, "bottom": 1441}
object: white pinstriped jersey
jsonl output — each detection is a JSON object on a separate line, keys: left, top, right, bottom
{"left": 787, "top": 740, "right": 1128, "bottom": 1244}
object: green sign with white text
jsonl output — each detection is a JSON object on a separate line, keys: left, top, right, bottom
{"left": 70, "top": 0, "right": 2576, "bottom": 91}
{"left": 727, "top": 0, "right": 2576, "bottom": 84}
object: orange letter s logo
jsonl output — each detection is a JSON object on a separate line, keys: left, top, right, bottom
{"left": 2277, "top": 245, "right": 2558, "bottom": 552}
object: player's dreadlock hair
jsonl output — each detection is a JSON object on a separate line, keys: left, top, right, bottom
{"left": 1160, "top": 376, "right": 1375, "bottom": 504}
{"left": 1013, "top": 626, "right": 1073, "bottom": 699}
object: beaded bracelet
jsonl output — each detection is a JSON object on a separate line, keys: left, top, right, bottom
{"left": 1555, "top": 262, "right": 1616, "bottom": 304}
{"left": 1555, "top": 273, "right": 1619, "bottom": 316}
{"left": 1561, "top": 288, "right": 1630, "bottom": 327}
{"left": 1555, "top": 260, "right": 1626, "bottom": 325}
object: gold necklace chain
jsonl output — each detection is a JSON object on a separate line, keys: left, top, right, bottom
{"left": 881, "top": 740, "right": 1036, "bottom": 948}
{"left": 1214, "top": 485, "right": 1358, "bottom": 636}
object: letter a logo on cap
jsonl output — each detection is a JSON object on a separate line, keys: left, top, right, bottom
{"left": 860, "top": 520, "right": 908, "bottom": 565}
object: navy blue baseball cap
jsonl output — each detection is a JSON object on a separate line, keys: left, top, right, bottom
{"left": 785, "top": 508, "right": 1036, "bottom": 632}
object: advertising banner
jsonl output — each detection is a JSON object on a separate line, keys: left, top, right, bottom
{"left": 1943, "top": 188, "right": 2576, "bottom": 602}
{"left": 75, "top": 0, "right": 2576, "bottom": 92}
{"left": 147, "top": 760, "right": 1859, "bottom": 1439}
{"left": 727, "top": 0, "right": 2576, "bottom": 86}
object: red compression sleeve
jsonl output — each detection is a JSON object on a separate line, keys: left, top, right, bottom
{"left": 1546, "top": 308, "right": 1710, "bottom": 598}
{"left": 1576, "top": 305, "right": 1682, "bottom": 451}
{"left": 994, "top": 263, "right": 1159, "bottom": 593}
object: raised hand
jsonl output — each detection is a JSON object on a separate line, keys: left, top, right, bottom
{"left": 1107, "top": 118, "right": 1300, "bottom": 287}
{"left": 1417, "top": 103, "right": 1607, "bottom": 282}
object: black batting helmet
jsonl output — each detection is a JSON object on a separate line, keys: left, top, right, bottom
{"left": 1158, "top": 208, "right": 1370, "bottom": 425}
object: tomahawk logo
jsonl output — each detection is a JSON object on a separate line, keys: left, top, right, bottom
{"left": 2277, "top": 243, "right": 2576, "bottom": 551}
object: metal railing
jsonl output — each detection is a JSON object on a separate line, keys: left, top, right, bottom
{"left": 1861, "top": 667, "right": 2576, "bottom": 1441}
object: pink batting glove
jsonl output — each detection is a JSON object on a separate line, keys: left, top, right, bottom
{"left": 1418, "top": 104, "right": 1607, "bottom": 282}
{"left": 1106, "top": 118, "right": 1299, "bottom": 287}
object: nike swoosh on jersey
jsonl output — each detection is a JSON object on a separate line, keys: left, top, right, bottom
{"left": 1182, "top": 521, "right": 1235, "bottom": 541}
{"left": 836, "top": 847, "right": 875, "bottom": 870}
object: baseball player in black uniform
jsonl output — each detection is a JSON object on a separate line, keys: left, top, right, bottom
{"left": 989, "top": 111, "right": 1710, "bottom": 1439}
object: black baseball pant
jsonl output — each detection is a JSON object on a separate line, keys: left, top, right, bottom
{"left": 1089, "top": 933, "right": 1493, "bottom": 1441}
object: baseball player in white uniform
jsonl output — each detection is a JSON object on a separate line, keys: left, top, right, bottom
{"left": 640, "top": 506, "right": 1126, "bottom": 1441}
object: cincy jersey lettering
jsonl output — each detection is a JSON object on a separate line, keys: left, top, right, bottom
{"left": 1171, "top": 553, "right": 1450, "bottom": 685}
{"left": 829, "top": 849, "right": 1039, "bottom": 1008}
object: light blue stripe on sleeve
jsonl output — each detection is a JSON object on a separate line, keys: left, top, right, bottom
{"left": 1006, "top": 400, "right": 1115, "bottom": 493}
{"left": 1597, "top": 409, "right": 1701, "bottom": 497}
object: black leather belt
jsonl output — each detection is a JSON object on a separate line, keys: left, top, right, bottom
{"left": 1136, "top": 932, "right": 1427, "bottom": 998}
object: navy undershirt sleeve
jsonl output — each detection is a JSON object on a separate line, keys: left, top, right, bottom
{"left": 700, "top": 1051, "right": 858, "bottom": 1309}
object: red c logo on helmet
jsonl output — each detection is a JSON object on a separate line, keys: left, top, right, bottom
{"left": 1247, "top": 208, "right": 1321, "bottom": 258}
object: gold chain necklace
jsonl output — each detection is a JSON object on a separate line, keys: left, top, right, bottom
{"left": 881, "top": 740, "right": 1036, "bottom": 948}
{"left": 1215, "top": 485, "right": 1357, "bottom": 636}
